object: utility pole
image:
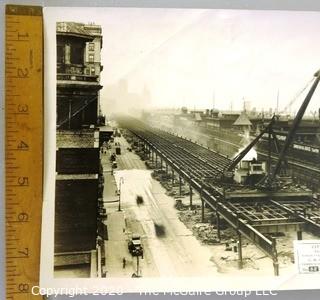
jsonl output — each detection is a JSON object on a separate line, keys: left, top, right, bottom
{"left": 276, "top": 89, "right": 279, "bottom": 115}
{"left": 212, "top": 90, "right": 215, "bottom": 111}
{"left": 136, "top": 256, "right": 140, "bottom": 276}
{"left": 118, "top": 177, "right": 124, "bottom": 211}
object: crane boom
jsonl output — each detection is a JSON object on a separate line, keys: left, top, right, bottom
{"left": 226, "top": 116, "right": 275, "bottom": 172}
{"left": 269, "top": 69, "right": 320, "bottom": 183}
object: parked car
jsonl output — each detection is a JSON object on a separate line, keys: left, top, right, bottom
{"left": 128, "top": 234, "right": 143, "bottom": 257}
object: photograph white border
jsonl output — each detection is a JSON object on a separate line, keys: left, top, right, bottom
{"left": 40, "top": 6, "right": 320, "bottom": 293}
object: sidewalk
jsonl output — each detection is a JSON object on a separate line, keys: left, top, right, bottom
{"left": 100, "top": 146, "right": 136, "bottom": 277}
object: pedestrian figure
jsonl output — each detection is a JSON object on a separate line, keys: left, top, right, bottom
{"left": 122, "top": 257, "right": 126, "bottom": 269}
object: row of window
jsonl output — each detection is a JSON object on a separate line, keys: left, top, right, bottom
{"left": 88, "top": 43, "right": 95, "bottom": 63}
{"left": 85, "top": 67, "right": 96, "bottom": 75}
{"left": 57, "top": 43, "right": 96, "bottom": 64}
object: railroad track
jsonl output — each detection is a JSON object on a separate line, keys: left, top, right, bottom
{"left": 167, "top": 122, "right": 320, "bottom": 185}
{"left": 117, "top": 117, "right": 320, "bottom": 275}
{"left": 257, "top": 149, "right": 320, "bottom": 175}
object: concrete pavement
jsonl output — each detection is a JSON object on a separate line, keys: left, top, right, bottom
{"left": 101, "top": 139, "right": 144, "bottom": 277}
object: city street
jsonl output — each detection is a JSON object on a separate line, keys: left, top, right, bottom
{"left": 102, "top": 136, "right": 218, "bottom": 278}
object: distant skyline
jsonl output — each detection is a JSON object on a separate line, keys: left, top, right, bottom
{"left": 48, "top": 7, "right": 320, "bottom": 114}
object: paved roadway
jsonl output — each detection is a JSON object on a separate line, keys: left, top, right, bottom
{"left": 103, "top": 135, "right": 218, "bottom": 278}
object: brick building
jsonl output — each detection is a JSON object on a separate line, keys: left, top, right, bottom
{"left": 55, "top": 22, "right": 104, "bottom": 277}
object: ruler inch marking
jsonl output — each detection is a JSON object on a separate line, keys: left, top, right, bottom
{"left": 5, "top": 5, "right": 43, "bottom": 300}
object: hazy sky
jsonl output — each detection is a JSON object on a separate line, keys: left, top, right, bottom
{"left": 49, "top": 7, "right": 320, "bottom": 112}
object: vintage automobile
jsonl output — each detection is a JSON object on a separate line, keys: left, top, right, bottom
{"left": 128, "top": 234, "right": 143, "bottom": 258}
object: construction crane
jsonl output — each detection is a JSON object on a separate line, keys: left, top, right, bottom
{"left": 280, "top": 77, "right": 314, "bottom": 115}
{"left": 225, "top": 115, "right": 276, "bottom": 172}
{"left": 224, "top": 69, "right": 320, "bottom": 190}
{"left": 265, "top": 69, "right": 320, "bottom": 188}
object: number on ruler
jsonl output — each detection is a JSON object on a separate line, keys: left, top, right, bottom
{"left": 18, "top": 177, "right": 28, "bottom": 186}
{"left": 18, "top": 283, "right": 29, "bottom": 293}
{"left": 17, "top": 141, "right": 29, "bottom": 150}
{"left": 18, "top": 247, "right": 29, "bottom": 258}
{"left": 17, "top": 212, "right": 29, "bottom": 222}
{"left": 17, "top": 104, "right": 29, "bottom": 113}
{"left": 17, "top": 68, "right": 29, "bottom": 78}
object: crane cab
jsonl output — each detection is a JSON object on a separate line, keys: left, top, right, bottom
{"left": 234, "top": 158, "right": 266, "bottom": 185}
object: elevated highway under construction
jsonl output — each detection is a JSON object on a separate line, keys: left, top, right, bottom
{"left": 116, "top": 116, "right": 320, "bottom": 276}
{"left": 148, "top": 121, "right": 320, "bottom": 193}
{"left": 98, "top": 69, "right": 320, "bottom": 278}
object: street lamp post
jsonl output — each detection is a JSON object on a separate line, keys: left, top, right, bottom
{"left": 118, "top": 177, "right": 124, "bottom": 211}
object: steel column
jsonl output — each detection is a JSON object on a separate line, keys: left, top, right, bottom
{"left": 201, "top": 198, "right": 205, "bottom": 223}
{"left": 216, "top": 212, "right": 221, "bottom": 240}
{"left": 273, "top": 260, "right": 279, "bottom": 276}
{"left": 272, "top": 238, "right": 279, "bottom": 276}
{"left": 297, "top": 230, "right": 302, "bottom": 240}
{"left": 237, "top": 232, "right": 243, "bottom": 269}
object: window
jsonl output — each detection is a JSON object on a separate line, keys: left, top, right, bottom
{"left": 91, "top": 67, "right": 95, "bottom": 75}
{"left": 252, "top": 165, "right": 262, "bottom": 171}
{"left": 70, "top": 44, "right": 84, "bottom": 65}
{"left": 57, "top": 45, "right": 64, "bottom": 64}
{"left": 88, "top": 54, "right": 94, "bottom": 63}
{"left": 89, "top": 43, "right": 95, "bottom": 51}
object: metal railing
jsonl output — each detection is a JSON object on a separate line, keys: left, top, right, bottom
{"left": 57, "top": 74, "right": 99, "bottom": 82}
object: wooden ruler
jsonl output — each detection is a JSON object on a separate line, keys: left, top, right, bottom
{"left": 5, "top": 5, "right": 43, "bottom": 300}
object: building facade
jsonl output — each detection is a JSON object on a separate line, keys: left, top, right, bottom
{"left": 55, "top": 22, "right": 104, "bottom": 277}
{"left": 56, "top": 22, "right": 103, "bottom": 129}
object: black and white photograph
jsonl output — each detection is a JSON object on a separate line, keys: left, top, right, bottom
{"left": 40, "top": 6, "right": 320, "bottom": 292}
